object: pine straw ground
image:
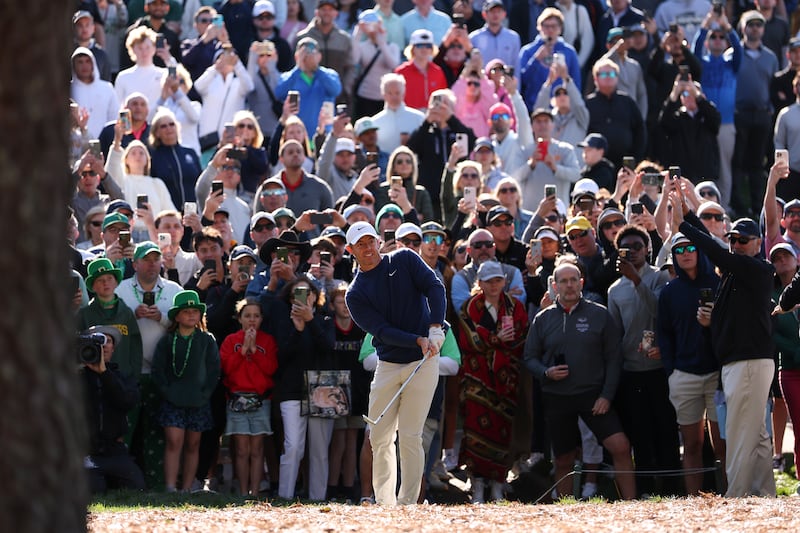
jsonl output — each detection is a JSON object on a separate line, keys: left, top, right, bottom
{"left": 88, "top": 494, "right": 800, "bottom": 532}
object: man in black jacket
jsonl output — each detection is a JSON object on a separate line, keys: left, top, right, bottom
{"left": 81, "top": 326, "right": 144, "bottom": 494}
{"left": 675, "top": 196, "right": 776, "bottom": 497}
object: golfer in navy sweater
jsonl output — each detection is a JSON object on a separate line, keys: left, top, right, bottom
{"left": 344, "top": 221, "right": 446, "bottom": 505}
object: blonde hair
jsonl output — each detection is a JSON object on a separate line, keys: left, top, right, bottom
{"left": 386, "top": 146, "right": 419, "bottom": 185}
{"left": 125, "top": 26, "right": 157, "bottom": 62}
{"left": 454, "top": 161, "right": 482, "bottom": 196}
{"left": 233, "top": 110, "right": 265, "bottom": 148}
{"left": 592, "top": 58, "right": 620, "bottom": 77}
{"left": 537, "top": 7, "right": 564, "bottom": 30}
{"left": 280, "top": 115, "right": 312, "bottom": 156}
{"left": 122, "top": 140, "right": 152, "bottom": 175}
{"left": 494, "top": 176, "right": 523, "bottom": 208}
{"left": 149, "top": 107, "right": 182, "bottom": 147}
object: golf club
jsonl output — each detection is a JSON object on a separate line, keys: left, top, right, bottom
{"left": 362, "top": 357, "right": 427, "bottom": 425}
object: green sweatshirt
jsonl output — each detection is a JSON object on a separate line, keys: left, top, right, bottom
{"left": 77, "top": 297, "right": 143, "bottom": 382}
{"left": 151, "top": 330, "right": 220, "bottom": 408}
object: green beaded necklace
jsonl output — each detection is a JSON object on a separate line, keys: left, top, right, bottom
{"left": 171, "top": 331, "right": 195, "bottom": 378}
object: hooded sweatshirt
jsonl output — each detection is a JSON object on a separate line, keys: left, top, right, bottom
{"left": 657, "top": 242, "right": 720, "bottom": 375}
{"left": 70, "top": 47, "right": 119, "bottom": 138}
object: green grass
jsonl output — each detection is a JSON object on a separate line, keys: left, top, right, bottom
{"left": 88, "top": 490, "right": 321, "bottom": 512}
{"left": 775, "top": 471, "right": 800, "bottom": 497}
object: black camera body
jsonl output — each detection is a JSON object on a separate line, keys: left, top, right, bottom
{"left": 77, "top": 333, "right": 106, "bottom": 365}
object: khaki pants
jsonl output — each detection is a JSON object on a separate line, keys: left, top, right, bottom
{"left": 369, "top": 356, "right": 439, "bottom": 505}
{"left": 722, "top": 359, "right": 776, "bottom": 497}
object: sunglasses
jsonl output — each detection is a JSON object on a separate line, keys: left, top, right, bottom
{"left": 221, "top": 165, "right": 240, "bottom": 172}
{"left": 255, "top": 14, "right": 275, "bottom": 20}
{"left": 471, "top": 240, "right": 494, "bottom": 249}
{"left": 81, "top": 170, "right": 98, "bottom": 177}
{"left": 568, "top": 229, "right": 590, "bottom": 240}
{"left": 729, "top": 235, "right": 755, "bottom": 245}
{"left": 699, "top": 213, "right": 724, "bottom": 221}
{"left": 597, "top": 71, "right": 618, "bottom": 79}
{"left": 262, "top": 189, "right": 286, "bottom": 196}
{"left": 467, "top": 80, "right": 481, "bottom": 87}
{"left": 394, "top": 158, "right": 413, "bottom": 165}
{"left": 620, "top": 242, "right": 646, "bottom": 251}
{"left": 361, "top": 196, "right": 374, "bottom": 205}
{"left": 382, "top": 212, "right": 402, "bottom": 219}
{"left": 196, "top": 17, "right": 213, "bottom": 24}
{"left": 698, "top": 189, "right": 717, "bottom": 198}
{"left": 456, "top": 245, "right": 467, "bottom": 254}
{"left": 673, "top": 244, "right": 697, "bottom": 255}
{"left": 746, "top": 21, "right": 764, "bottom": 28}
{"left": 555, "top": 90, "right": 568, "bottom": 96}
{"left": 490, "top": 218, "right": 513, "bottom": 227}
{"left": 423, "top": 234, "right": 444, "bottom": 245}
{"left": 414, "top": 43, "right": 433, "bottom": 49}
{"left": 253, "top": 223, "right": 275, "bottom": 232}
{"left": 709, "top": 34, "right": 726, "bottom": 40}
{"left": 784, "top": 210, "right": 800, "bottom": 218}
{"left": 460, "top": 172, "right": 479, "bottom": 179}
{"left": 491, "top": 113, "right": 510, "bottom": 121}
{"left": 158, "top": 121, "right": 176, "bottom": 129}
{"left": 600, "top": 218, "right": 625, "bottom": 231}
{"left": 236, "top": 123, "right": 256, "bottom": 130}
{"left": 498, "top": 187, "right": 517, "bottom": 194}
{"left": 89, "top": 220, "right": 103, "bottom": 227}
{"left": 544, "top": 214, "right": 560, "bottom": 222}
{"left": 399, "top": 237, "right": 422, "bottom": 247}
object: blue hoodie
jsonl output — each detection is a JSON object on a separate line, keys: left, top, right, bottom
{"left": 656, "top": 241, "right": 720, "bottom": 375}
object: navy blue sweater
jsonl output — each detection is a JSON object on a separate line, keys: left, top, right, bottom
{"left": 346, "top": 249, "right": 446, "bottom": 364}
{"left": 149, "top": 144, "right": 202, "bottom": 207}
{"left": 657, "top": 243, "right": 720, "bottom": 375}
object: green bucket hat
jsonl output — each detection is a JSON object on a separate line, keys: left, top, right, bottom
{"left": 168, "top": 290, "right": 207, "bottom": 320}
{"left": 85, "top": 257, "right": 123, "bottom": 288}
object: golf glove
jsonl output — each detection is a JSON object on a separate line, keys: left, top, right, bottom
{"left": 428, "top": 326, "right": 446, "bottom": 355}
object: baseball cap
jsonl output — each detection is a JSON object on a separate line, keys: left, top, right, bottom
{"left": 474, "top": 137, "right": 494, "bottom": 151}
{"left": 789, "top": 38, "right": 800, "bottom": 50}
{"left": 565, "top": 215, "right": 592, "bottom": 234}
{"left": 697, "top": 201, "right": 725, "bottom": 217}
{"left": 320, "top": 226, "right": 346, "bottom": 241}
{"left": 577, "top": 133, "right": 608, "bottom": 151}
{"left": 607, "top": 27, "right": 624, "bottom": 42}
{"left": 409, "top": 29, "right": 434, "bottom": 47}
{"left": 354, "top": 117, "right": 379, "bottom": 136}
{"left": 335, "top": 138, "right": 356, "bottom": 153}
{"left": 107, "top": 199, "right": 134, "bottom": 215}
{"left": 251, "top": 211, "right": 275, "bottom": 228}
{"left": 483, "top": 0, "right": 505, "bottom": 10}
{"left": 769, "top": 242, "right": 797, "bottom": 260}
{"left": 420, "top": 221, "right": 446, "bottom": 236}
{"left": 477, "top": 260, "right": 505, "bottom": 281}
{"left": 670, "top": 232, "right": 691, "bottom": 248}
{"left": 571, "top": 178, "right": 600, "bottom": 201}
{"left": 252, "top": 0, "right": 276, "bottom": 17}
{"left": 73, "top": 10, "right": 92, "bottom": 24}
{"left": 487, "top": 205, "right": 513, "bottom": 224}
{"left": 534, "top": 226, "right": 560, "bottom": 242}
{"left": 358, "top": 11, "right": 381, "bottom": 24}
{"left": 343, "top": 204, "right": 375, "bottom": 222}
{"left": 317, "top": 0, "right": 338, "bottom": 8}
{"left": 783, "top": 199, "right": 800, "bottom": 214}
{"left": 597, "top": 207, "right": 625, "bottom": 228}
{"left": 297, "top": 36, "right": 319, "bottom": 50}
{"left": 741, "top": 10, "right": 766, "bottom": 26}
{"left": 531, "top": 107, "right": 553, "bottom": 120}
{"left": 726, "top": 218, "right": 760, "bottom": 238}
{"left": 272, "top": 207, "right": 296, "bottom": 222}
{"left": 489, "top": 102, "right": 512, "bottom": 117}
{"left": 133, "top": 241, "right": 161, "bottom": 260}
{"left": 102, "top": 212, "right": 130, "bottom": 230}
{"left": 395, "top": 222, "right": 422, "bottom": 240}
{"left": 230, "top": 244, "right": 258, "bottom": 262}
{"left": 346, "top": 221, "right": 379, "bottom": 245}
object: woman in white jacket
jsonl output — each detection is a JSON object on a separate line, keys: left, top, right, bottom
{"left": 154, "top": 65, "right": 202, "bottom": 158}
{"left": 105, "top": 121, "right": 176, "bottom": 243}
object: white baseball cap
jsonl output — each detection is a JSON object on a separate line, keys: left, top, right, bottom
{"left": 346, "top": 221, "right": 379, "bottom": 245}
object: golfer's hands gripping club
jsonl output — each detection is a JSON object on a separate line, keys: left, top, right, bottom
{"left": 427, "top": 326, "right": 446, "bottom": 357}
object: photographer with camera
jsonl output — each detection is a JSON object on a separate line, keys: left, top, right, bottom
{"left": 80, "top": 325, "right": 145, "bottom": 494}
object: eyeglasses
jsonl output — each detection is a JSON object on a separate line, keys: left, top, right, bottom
{"left": 490, "top": 66, "right": 505, "bottom": 72}
{"left": 196, "top": 17, "right": 213, "bottom": 24}
{"left": 158, "top": 121, "right": 176, "bottom": 129}
{"left": 490, "top": 218, "right": 513, "bottom": 227}
{"left": 456, "top": 245, "right": 467, "bottom": 254}
{"left": 467, "top": 80, "right": 481, "bottom": 87}
{"left": 709, "top": 34, "right": 726, "bottom": 40}
{"left": 491, "top": 113, "right": 510, "bottom": 121}
{"left": 698, "top": 189, "right": 717, "bottom": 198}
{"left": 423, "top": 234, "right": 444, "bottom": 245}
{"left": 544, "top": 214, "right": 560, "bottom": 222}
{"left": 568, "top": 229, "right": 590, "bottom": 240}
{"left": 394, "top": 158, "right": 413, "bottom": 165}
{"left": 498, "top": 187, "right": 517, "bottom": 194}
{"left": 221, "top": 165, "right": 240, "bottom": 172}
{"left": 460, "top": 172, "right": 479, "bottom": 179}
{"left": 236, "top": 123, "right": 256, "bottom": 130}
{"left": 673, "top": 245, "right": 697, "bottom": 255}
{"left": 450, "top": 43, "right": 464, "bottom": 49}
{"left": 255, "top": 14, "right": 275, "bottom": 20}
{"left": 470, "top": 240, "right": 494, "bottom": 249}
{"left": 620, "top": 242, "right": 646, "bottom": 251}
{"left": 89, "top": 220, "right": 103, "bottom": 227}
{"left": 554, "top": 90, "right": 568, "bottom": 96}
{"left": 746, "top": 20, "right": 765, "bottom": 28}
{"left": 81, "top": 170, "right": 98, "bottom": 177}
{"left": 699, "top": 213, "right": 724, "bottom": 221}
{"left": 262, "top": 189, "right": 286, "bottom": 196}
{"left": 253, "top": 223, "right": 275, "bottom": 232}
{"left": 399, "top": 237, "right": 422, "bottom": 247}
{"left": 728, "top": 235, "right": 755, "bottom": 245}
{"left": 596, "top": 71, "right": 618, "bottom": 79}
{"left": 600, "top": 218, "right": 626, "bottom": 230}
{"left": 784, "top": 210, "right": 800, "bottom": 218}
{"left": 540, "top": 22, "right": 561, "bottom": 29}
{"left": 382, "top": 212, "right": 402, "bottom": 219}
{"left": 414, "top": 43, "right": 433, "bottom": 49}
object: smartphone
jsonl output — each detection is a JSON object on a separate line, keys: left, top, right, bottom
{"left": 203, "top": 259, "right": 216, "bottom": 275}
{"left": 276, "top": 247, "right": 289, "bottom": 263}
{"left": 118, "top": 230, "right": 131, "bottom": 248}
{"left": 641, "top": 330, "right": 655, "bottom": 352}
{"left": 679, "top": 65, "right": 689, "bottom": 81}
{"left": 293, "top": 286, "right": 309, "bottom": 304}
{"left": 555, "top": 353, "right": 566, "bottom": 366}
{"left": 501, "top": 315, "right": 513, "bottom": 331}
{"left": 618, "top": 248, "right": 629, "bottom": 259}
{"left": 320, "top": 251, "right": 332, "bottom": 265}
{"left": 142, "top": 291, "right": 156, "bottom": 306}
{"left": 227, "top": 147, "right": 247, "bottom": 160}
{"left": 119, "top": 110, "right": 132, "bottom": 133}
{"left": 237, "top": 263, "right": 252, "bottom": 281}
{"left": 668, "top": 166, "right": 681, "bottom": 180}
{"left": 552, "top": 52, "right": 565, "bottom": 66}
{"left": 455, "top": 133, "right": 468, "bottom": 155}
{"left": 321, "top": 101, "right": 334, "bottom": 118}
{"left": 504, "top": 66, "right": 515, "bottom": 77}
{"left": 622, "top": 156, "right": 636, "bottom": 171}
{"left": 537, "top": 137, "right": 549, "bottom": 159}
{"left": 212, "top": 14, "right": 224, "bottom": 27}
{"left": 184, "top": 201, "right": 197, "bottom": 215}
{"left": 309, "top": 212, "right": 333, "bottom": 225}
{"left": 383, "top": 229, "right": 395, "bottom": 242}
{"left": 530, "top": 239, "right": 542, "bottom": 258}
{"left": 669, "top": 22, "right": 679, "bottom": 34}
{"left": 452, "top": 13, "right": 466, "bottom": 28}
{"left": 336, "top": 103, "right": 349, "bottom": 117}
{"left": 463, "top": 186, "right": 477, "bottom": 205}
{"left": 211, "top": 180, "right": 224, "bottom": 195}
{"left": 223, "top": 123, "right": 236, "bottom": 140}
{"left": 157, "top": 233, "right": 171, "bottom": 248}
{"left": 700, "top": 288, "right": 715, "bottom": 305}
{"left": 776, "top": 149, "right": 789, "bottom": 164}
{"left": 365, "top": 151, "right": 379, "bottom": 166}
{"left": 155, "top": 34, "right": 165, "bottom": 49}
{"left": 712, "top": 1, "right": 723, "bottom": 15}
{"left": 136, "top": 194, "right": 148, "bottom": 209}
{"left": 88, "top": 139, "right": 102, "bottom": 158}
{"left": 288, "top": 91, "right": 300, "bottom": 109}
{"left": 630, "top": 203, "right": 644, "bottom": 215}
{"left": 544, "top": 184, "right": 557, "bottom": 198}
{"left": 547, "top": 274, "right": 556, "bottom": 302}
{"left": 578, "top": 198, "right": 594, "bottom": 212}
{"left": 391, "top": 175, "right": 403, "bottom": 189}
{"left": 642, "top": 173, "right": 664, "bottom": 187}
{"left": 432, "top": 94, "right": 443, "bottom": 106}
{"left": 167, "top": 65, "right": 177, "bottom": 78}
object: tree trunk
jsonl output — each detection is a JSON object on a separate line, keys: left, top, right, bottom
{"left": 0, "top": 2, "right": 89, "bottom": 531}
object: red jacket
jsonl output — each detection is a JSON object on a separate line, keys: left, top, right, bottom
{"left": 395, "top": 61, "right": 448, "bottom": 111}
{"left": 220, "top": 329, "right": 278, "bottom": 397}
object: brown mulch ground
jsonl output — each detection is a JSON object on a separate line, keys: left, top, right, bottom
{"left": 88, "top": 494, "right": 800, "bottom": 532}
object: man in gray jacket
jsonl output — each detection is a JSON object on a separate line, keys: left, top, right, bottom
{"left": 524, "top": 257, "right": 636, "bottom": 499}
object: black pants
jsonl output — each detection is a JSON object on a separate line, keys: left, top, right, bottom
{"left": 732, "top": 110, "right": 772, "bottom": 216}
{"left": 614, "top": 368, "right": 682, "bottom": 496}
{"left": 87, "top": 443, "right": 145, "bottom": 494}
{"left": 196, "top": 381, "right": 227, "bottom": 483}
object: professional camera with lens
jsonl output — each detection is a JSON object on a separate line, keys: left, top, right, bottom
{"left": 77, "top": 333, "right": 107, "bottom": 365}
